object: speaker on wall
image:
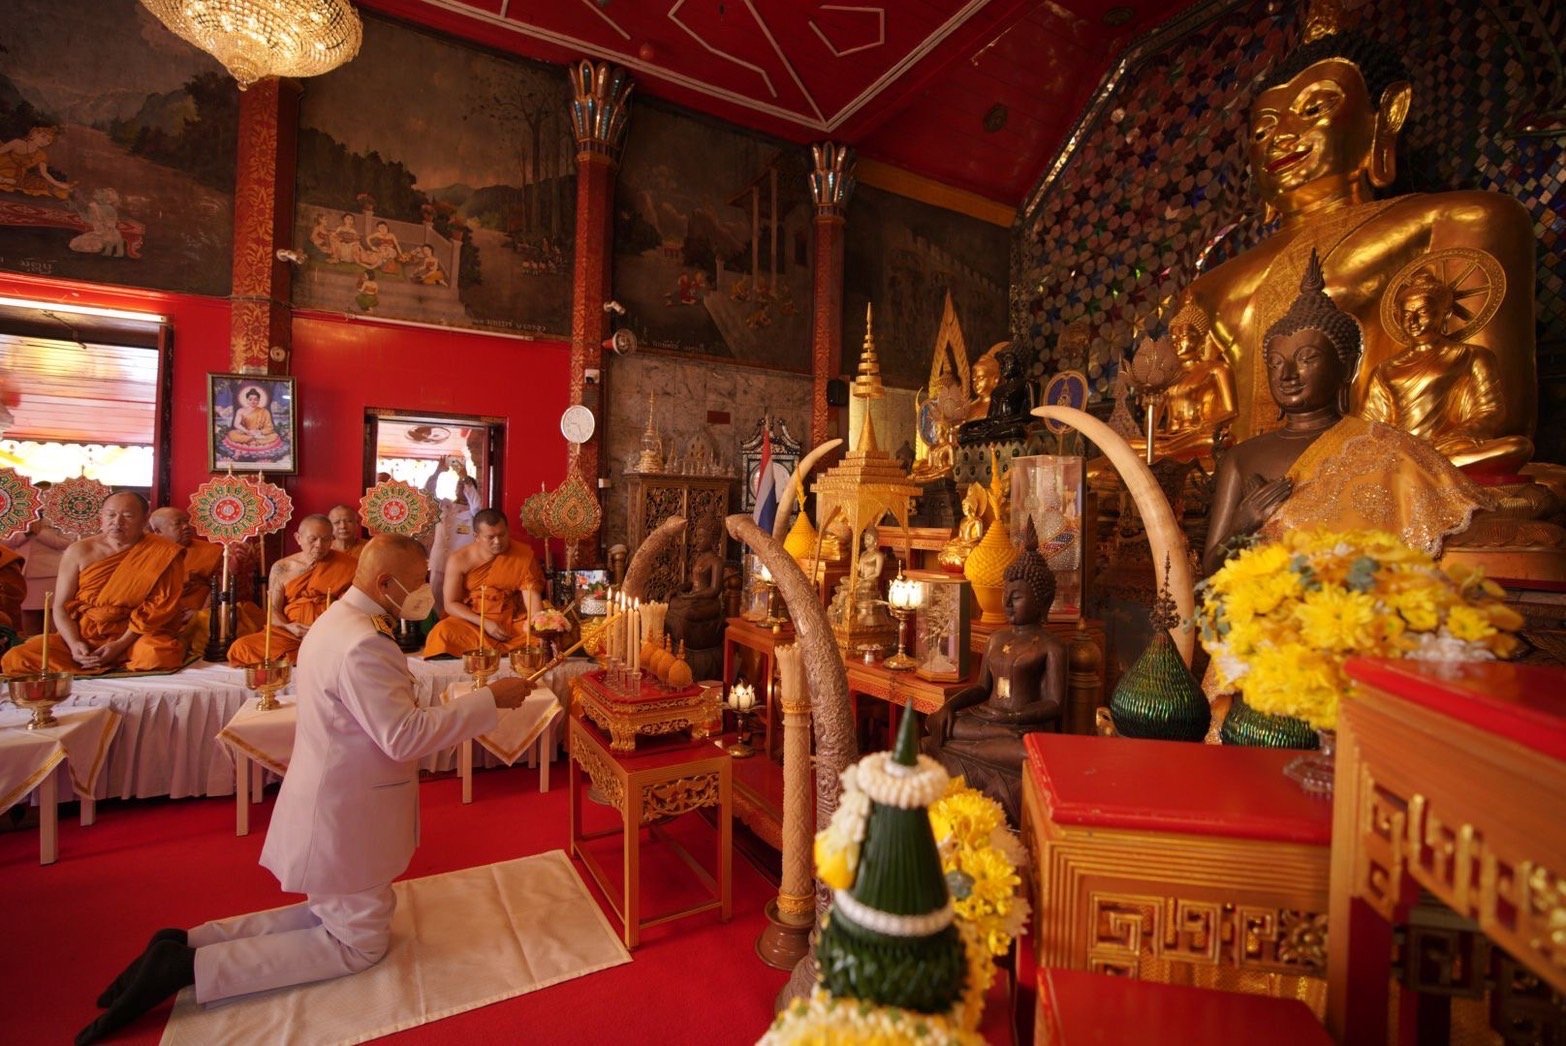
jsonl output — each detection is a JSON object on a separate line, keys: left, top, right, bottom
{"left": 826, "top": 378, "right": 849, "bottom": 406}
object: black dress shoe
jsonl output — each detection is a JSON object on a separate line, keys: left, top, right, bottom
{"left": 76, "top": 939, "right": 195, "bottom": 1045}
{"left": 95, "top": 928, "right": 188, "bottom": 1008}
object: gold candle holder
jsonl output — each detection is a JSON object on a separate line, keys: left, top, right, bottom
{"left": 463, "top": 647, "right": 501, "bottom": 689}
{"left": 7, "top": 671, "right": 72, "bottom": 730}
{"left": 244, "top": 658, "right": 291, "bottom": 712}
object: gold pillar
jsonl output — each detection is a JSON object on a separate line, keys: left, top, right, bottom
{"left": 757, "top": 640, "right": 812, "bottom": 969}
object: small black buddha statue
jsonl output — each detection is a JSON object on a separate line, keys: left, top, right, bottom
{"left": 922, "top": 517, "right": 1065, "bottom": 823}
{"left": 957, "top": 348, "right": 1036, "bottom": 446}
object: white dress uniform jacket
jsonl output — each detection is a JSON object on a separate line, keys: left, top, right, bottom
{"left": 260, "top": 585, "right": 498, "bottom": 895}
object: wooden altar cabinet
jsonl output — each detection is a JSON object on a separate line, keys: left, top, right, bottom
{"left": 622, "top": 472, "right": 733, "bottom": 602}
{"left": 1329, "top": 658, "right": 1566, "bottom": 1044}
{"left": 1022, "top": 733, "right": 1333, "bottom": 1011}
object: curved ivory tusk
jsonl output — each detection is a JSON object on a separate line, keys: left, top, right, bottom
{"left": 772, "top": 438, "right": 844, "bottom": 542}
{"left": 725, "top": 514, "right": 855, "bottom": 920}
{"left": 1031, "top": 404, "right": 1194, "bottom": 665}
{"left": 621, "top": 516, "right": 686, "bottom": 600}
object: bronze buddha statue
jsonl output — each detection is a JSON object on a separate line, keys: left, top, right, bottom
{"left": 923, "top": 517, "right": 1065, "bottom": 824}
{"left": 957, "top": 347, "right": 1035, "bottom": 446}
{"left": 1203, "top": 250, "right": 1489, "bottom": 575}
{"left": 1184, "top": 2, "right": 1537, "bottom": 455}
{"left": 665, "top": 516, "right": 726, "bottom": 678}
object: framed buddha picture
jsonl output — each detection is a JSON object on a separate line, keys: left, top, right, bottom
{"left": 209, "top": 374, "right": 297, "bottom": 474}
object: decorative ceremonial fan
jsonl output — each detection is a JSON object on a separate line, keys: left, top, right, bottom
{"left": 543, "top": 468, "right": 602, "bottom": 543}
{"left": 42, "top": 475, "right": 111, "bottom": 538}
{"left": 250, "top": 473, "right": 295, "bottom": 536}
{"left": 0, "top": 468, "right": 42, "bottom": 541}
{"left": 360, "top": 479, "right": 436, "bottom": 537}
{"left": 189, "top": 474, "right": 266, "bottom": 545}
{"left": 519, "top": 483, "right": 550, "bottom": 538}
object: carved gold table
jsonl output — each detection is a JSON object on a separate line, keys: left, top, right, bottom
{"left": 1329, "top": 659, "right": 1566, "bottom": 1044}
{"left": 1023, "top": 733, "right": 1333, "bottom": 1013}
{"left": 567, "top": 712, "right": 732, "bottom": 949}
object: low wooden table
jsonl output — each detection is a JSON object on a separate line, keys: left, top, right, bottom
{"left": 567, "top": 712, "right": 732, "bottom": 949}
{"left": 1023, "top": 733, "right": 1333, "bottom": 1012}
{"left": 1037, "top": 967, "right": 1331, "bottom": 1044}
{"left": 0, "top": 705, "right": 120, "bottom": 865}
{"left": 1329, "top": 659, "right": 1566, "bottom": 1044}
{"left": 845, "top": 658, "right": 971, "bottom": 747}
{"left": 722, "top": 616, "right": 790, "bottom": 757}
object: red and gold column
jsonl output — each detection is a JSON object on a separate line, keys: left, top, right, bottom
{"left": 229, "top": 77, "right": 301, "bottom": 374}
{"left": 807, "top": 144, "right": 855, "bottom": 446}
{"left": 567, "top": 61, "right": 633, "bottom": 563}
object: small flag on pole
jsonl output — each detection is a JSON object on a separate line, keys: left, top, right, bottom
{"left": 752, "top": 415, "right": 777, "bottom": 534}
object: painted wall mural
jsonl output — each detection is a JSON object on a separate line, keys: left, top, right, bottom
{"left": 1014, "top": 0, "right": 1566, "bottom": 443}
{"left": 0, "top": 0, "right": 236, "bottom": 296}
{"left": 844, "top": 184, "right": 1011, "bottom": 391}
{"left": 294, "top": 14, "right": 573, "bottom": 337}
{"left": 613, "top": 102, "right": 813, "bottom": 372}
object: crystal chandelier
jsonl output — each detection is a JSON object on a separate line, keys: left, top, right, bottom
{"left": 139, "top": 0, "right": 363, "bottom": 90}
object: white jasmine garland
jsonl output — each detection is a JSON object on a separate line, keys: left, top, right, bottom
{"left": 853, "top": 752, "right": 948, "bottom": 809}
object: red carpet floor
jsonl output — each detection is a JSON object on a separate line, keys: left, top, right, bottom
{"left": 2, "top": 766, "right": 792, "bottom": 1045}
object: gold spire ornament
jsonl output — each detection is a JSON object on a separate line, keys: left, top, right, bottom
{"left": 140, "top": 0, "right": 363, "bottom": 89}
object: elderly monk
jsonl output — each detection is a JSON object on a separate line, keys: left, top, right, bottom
{"left": 227, "top": 515, "right": 355, "bottom": 667}
{"left": 147, "top": 507, "right": 263, "bottom": 657}
{"left": 1, "top": 492, "right": 185, "bottom": 675}
{"left": 0, "top": 544, "right": 24, "bottom": 632}
{"left": 329, "top": 504, "right": 366, "bottom": 559}
{"left": 422, "top": 509, "right": 543, "bottom": 658}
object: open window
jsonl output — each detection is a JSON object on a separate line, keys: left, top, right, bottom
{"left": 363, "top": 409, "right": 503, "bottom": 510}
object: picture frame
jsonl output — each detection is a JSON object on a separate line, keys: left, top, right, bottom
{"left": 571, "top": 569, "right": 610, "bottom": 617}
{"left": 209, "top": 374, "right": 297, "bottom": 474}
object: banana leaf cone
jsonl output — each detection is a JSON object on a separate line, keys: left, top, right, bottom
{"left": 1108, "top": 630, "right": 1209, "bottom": 741}
{"left": 818, "top": 705, "right": 967, "bottom": 1014}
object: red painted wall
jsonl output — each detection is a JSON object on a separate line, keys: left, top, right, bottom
{"left": 0, "top": 272, "right": 571, "bottom": 549}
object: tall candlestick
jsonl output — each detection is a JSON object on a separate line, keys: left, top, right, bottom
{"left": 264, "top": 587, "right": 273, "bottom": 664}
{"left": 479, "top": 585, "right": 489, "bottom": 651}
{"left": 40, "top": 591, "right": 51, "bottom": 675}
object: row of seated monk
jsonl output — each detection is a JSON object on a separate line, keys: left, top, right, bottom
{"left": 0, "top": 494, "right": 544, "bottom": 677}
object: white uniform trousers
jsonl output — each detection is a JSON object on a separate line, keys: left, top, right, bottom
{"left": 189, "top": 884, "right": 396, "bottom": 1004}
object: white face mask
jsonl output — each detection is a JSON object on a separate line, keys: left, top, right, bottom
{"left": 386, "top": 577, "right": 435, "bottom": 621}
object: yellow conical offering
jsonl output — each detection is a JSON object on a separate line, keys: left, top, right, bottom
{"left": 965, "top": 450, "right": 1016, "bottom": 623}
{"left": 782, "top": 509, "right": 819, "bottom": 564}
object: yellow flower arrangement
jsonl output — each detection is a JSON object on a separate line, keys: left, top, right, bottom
{"left": 1199, "top": 528, "right": 1521, "bottom": 731}
{"left": 927, "top": 778, "right": 1029, "bottom": 962}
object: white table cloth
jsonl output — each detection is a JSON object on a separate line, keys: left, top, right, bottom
{"left": 0, "top": 705, "right": 122, "bottom": 863}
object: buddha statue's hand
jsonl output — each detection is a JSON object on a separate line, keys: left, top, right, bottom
{"left": 1232, "top": 475, "right": 1293, "bottom": 535}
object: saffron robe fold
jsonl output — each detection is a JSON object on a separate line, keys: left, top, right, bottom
{"left": 422, "top": 545, "right": 544, "bottom": 658}
{"left": 0, "top": 546, "right": 24, "bottom": 630}
{"left": 179, "top": 540, "right": 264, "bottom": 657}
{"left": 228, "top": 550, "right": 357, "bottom": 667}
{"left": 1, "top": 535, "right": 185, "bottom": 674}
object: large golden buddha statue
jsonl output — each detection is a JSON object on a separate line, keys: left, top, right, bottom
{"left": 1186, "top": 1, "right": 1536, "bottom": 457}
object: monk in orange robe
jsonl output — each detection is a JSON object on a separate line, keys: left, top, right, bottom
{"left": 423, "top": 510, "right": 543, "bottom": 658}
{"left": 148, "top": 507, "right": 263, "bottom": 658}
{"left": 0, "top": 544, "right": 24, "bottom": 631}
{"left": 2, "top": 492, "right": 185, "bottom": 675}
{"left": 329, "top": 504, "right": 366, "bottom": 559}
{"left": 227, "top": 515, "right": 355, "bottom": 667}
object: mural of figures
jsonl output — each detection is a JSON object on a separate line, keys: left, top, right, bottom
{"left": 614, "top": 103, "right": 813, "bottom": 372}
{"left": 843, "top": 185, "right": 1010, "bottom": 390}
{"left": 293, "top": 14, "right": 573, "bottom": 336}
{"left": 0, "top": 0, "right": 236, "bottom": 295}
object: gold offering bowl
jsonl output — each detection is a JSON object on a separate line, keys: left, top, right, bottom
{"left": 509, "top": 643, "right": 547, "bottom": 676}
{"left": 244, "top": 658, "right": 292, "bottom": 712}
{"left": 7, "top": 671, "right": 72, "bottom": 730}
{"left": 463, "top": 647, "right": 501, "bottom": 688}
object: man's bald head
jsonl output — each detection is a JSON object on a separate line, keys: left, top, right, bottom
{"left": 148, "top": 506, "right": 193, "bottom": 546}
{"left": 101, "top": 491, "right": 149, "bottom": 543}
{"left": 296, "top": 514, "right": 333, "bottom": 562}
{"left": 355, "top": 534, "right": 429, "bottom": 612}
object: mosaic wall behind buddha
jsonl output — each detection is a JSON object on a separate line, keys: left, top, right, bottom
{"left": 1014, "top": 0, "right": 1566, "bottom": 455}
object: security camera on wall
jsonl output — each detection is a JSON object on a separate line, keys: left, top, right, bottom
{"left": 603, "top": 328, "right": 638, "bottom": 356}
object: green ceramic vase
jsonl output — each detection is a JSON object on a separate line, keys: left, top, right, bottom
{"left": 1219, "top": 696, "right": 1319, "bottom": 750}
{"left": 1108, "top": 632, "right": 1209, "bottom": 741}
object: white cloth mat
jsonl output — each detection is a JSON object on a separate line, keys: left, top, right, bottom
{"left": 160, "top": 849, "right": 630, "bottom": 1046}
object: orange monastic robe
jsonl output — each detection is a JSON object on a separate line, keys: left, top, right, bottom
{"left": 1, "top": 535, "right": 185, "bottom": 675}
{"left": 0, "top": 545, "right": 24, "bottom": 630}
{"left": 422, "top": 544, "right": 544, "bottom": 658}
{"left": 180, "top": 540, "right": 264, "bottom": 656}
{"left": 227, "top": 550, "right": 357, "bottom": 667}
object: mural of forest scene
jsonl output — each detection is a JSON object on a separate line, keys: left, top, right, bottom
{"left": 614, "top": 103, "right": 813, "bottom": 372}
{"left": 0, "top": 0, "right": 236, "bottom": 296}
{"left": 294, "top": 14, "right": 573, "bottom": 337}
{"left": 843, "top": 185, "right": 1010, "bottom": 390}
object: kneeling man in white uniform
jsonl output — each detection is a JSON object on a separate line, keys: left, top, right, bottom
{"left": 80, "top": 535, "right": 534, "bottom": 1045}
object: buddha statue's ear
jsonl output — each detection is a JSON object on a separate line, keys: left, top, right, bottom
{"left": 1369, "top": 80, "right": 1413, "bottom": 189}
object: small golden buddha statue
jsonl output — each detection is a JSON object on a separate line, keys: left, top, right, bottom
{"left": 829, "top": 526, "right": 893, "bottom": 630}
{"left": 964, "top": 342, "right": 1006, "bottom": 423}
{"left": 1361, "top": 257, "right": 1535, "bottom": 474}
{"left": 1184, "top": 0, "right": 1537, "bottom": 446}
{"left": 937, "top": 483, "right": 988, "bottom": 572}
{"left": 1150, "top": 291, "right": 1236, "bottom": 461}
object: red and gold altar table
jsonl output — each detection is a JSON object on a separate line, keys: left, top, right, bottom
{"left": 566, "top": 712, "right": 732, "bottom": 949}
{"left": 569, "top": 668, "right": 719, "bottom": 752}
{"left": 1022, "top": 733, "right": 1333, "bottom": 1011}
{"left": 0, "top": 704, "right": 121, "bottom": 864}
{"left": 1036, "top": 967, "right": 1330, "bottom": 1044}
{"left": 1328, "top": 659, "right": 1566, "bottom": 1044}
{"left": 844, "top": 658, "right": 970, "bottom": 748}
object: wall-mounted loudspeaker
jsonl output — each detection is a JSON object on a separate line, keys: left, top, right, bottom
{"left": 826, "top": 378, "right": 849, "bottom": 406}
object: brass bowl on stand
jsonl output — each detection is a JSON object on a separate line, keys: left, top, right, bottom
{"left": 509, "top": 643, "right": 547, "bottom": 676}
{"left": 7, "top": 671, "right": 73, "bottom": 730}
{"left": 463, "top": 647, "right": 501, "bottom": 688}
{"left": 244, "top": 658, "right": 292, "bottom": 711}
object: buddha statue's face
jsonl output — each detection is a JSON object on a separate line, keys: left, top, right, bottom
{"left": 1170, "top": 322, "right": 1205, "bottom": 364}
{"left": 1003, "top": 577, "right": 1043, "bottom": 628}
{"left": 1264, "top": 328, "right": 1346, "bottom": 414}
{"left": 1249, "top": 59, "right": 1376, "bottom": 202}
{"left": 972, "top": 357, "right": 1000, "bottom": 396}
{"left": 1394, "top": 286, "right": 1452, "bottom": 347}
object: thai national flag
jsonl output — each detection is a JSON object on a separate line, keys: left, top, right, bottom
{"left": 752, "top": 416, "right": 777, "bottom": 534}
